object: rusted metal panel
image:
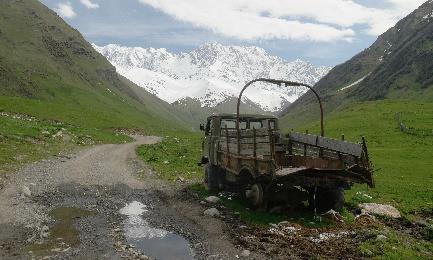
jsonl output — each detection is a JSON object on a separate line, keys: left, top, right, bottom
{"left": 220, "top": 136, "right": 272, "bottom": 144}
{"left": 288, "top": 132, "right": 363, "bottom": 156}
{"left": 224, "top": 128, "right": 275, "bottom": 138}
{"left": 276, "top": 167, "right": 307, "bottom": 176}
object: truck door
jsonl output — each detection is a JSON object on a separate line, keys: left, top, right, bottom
{"left": 202, "top": 118, "right": 213, "bottom": 164}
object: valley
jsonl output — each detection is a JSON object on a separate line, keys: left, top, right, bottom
{"left": 1, "top": 0, "right": 433, "bottom": 259}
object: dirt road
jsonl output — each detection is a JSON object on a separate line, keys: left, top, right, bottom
{"left": 0, "top": 136, "right": 259, "bottom": 259}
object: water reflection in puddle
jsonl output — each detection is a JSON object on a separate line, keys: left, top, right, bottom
{"left": 120, "top": 201, "right": 194, "bottom": 260}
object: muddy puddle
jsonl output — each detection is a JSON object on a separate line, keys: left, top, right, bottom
{"left": 27, "top": 207, "right": 95, "bottom": 257}
{"left": 120, "top": 201, "right": 194, "bottom": 260}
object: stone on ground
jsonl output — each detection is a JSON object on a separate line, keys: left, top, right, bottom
{"left": 22, "top": 185, "right": 31, "bottom": 197}
{"left": 354, "top": 213, "right": 377, "bottom": 225}
{"left": 359, "top": 203, "right": 401, "bottom": 218}
{"left": 205, "top": 196, "right": 220, "bottom": 203}
{"left": 321, "top": 209, "right": 344, "bottom": 223}
{"left": 241, "top": 249, "right": 250, "bottom": 257}
{"left": 204, "top": 208, "right": 220, "bottom": 217}
{"left": 376, "top": 234, "right": 387, "bottom": 241}
{"left": 40, "top": 225, "right": 49, "bottom": 238}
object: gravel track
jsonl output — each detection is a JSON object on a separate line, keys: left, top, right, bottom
{"left": 0, "top": 136, "right": 256, "bottom": 259}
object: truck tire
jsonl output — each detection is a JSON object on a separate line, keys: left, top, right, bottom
{"left": 245, "top": 183, "right": 264, "bottom": 208}
{"left": 310, "top": 187, "right": 344, "bottom": 213}
{"left": 204, "top": 164, "right": 219, "bottom": 193}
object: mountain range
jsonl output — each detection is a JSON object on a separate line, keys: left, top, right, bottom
{"left": 93, "top": 43, "right": 330, "bottom": 113}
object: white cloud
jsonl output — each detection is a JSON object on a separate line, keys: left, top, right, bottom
{"left": 79, "top": 0, "right": 99, "bottom": 9}
{"left": 54, "top": 2, "right": 76, "bottom": 19}
{"left": 137, "top": 0, "right": 426, "bottom": 42}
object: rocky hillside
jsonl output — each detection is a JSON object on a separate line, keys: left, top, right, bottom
{"left": 281, "top": 0, "right": 433, "bottom": 126}
{"left": 0, "top": 0, "right": 189, "bottom": 131}
{"left": 94, "top": 43, "right": 330, "bottom": 112}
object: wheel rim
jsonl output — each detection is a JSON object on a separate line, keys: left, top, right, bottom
{"left": 245, "top": 183, "right": 263, "bottom": 207}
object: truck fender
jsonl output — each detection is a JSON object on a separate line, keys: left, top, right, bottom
{"left": 238, "top": 166, "right": 254, "bottom": 184}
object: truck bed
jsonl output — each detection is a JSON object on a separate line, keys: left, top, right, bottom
{"left": 217, "top": 128, "right": 374, "bottom": 187}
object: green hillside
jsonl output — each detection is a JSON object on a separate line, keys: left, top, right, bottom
{"left": 172, "top": 96, "right": 273, "bottom": 128}
{"left": 281, "top": 1, "right": 433, "bottom": 127}
{"left": 0, "top": 0, "right": 188, "bottom": 129}
{"left": 0, "top": 0, "right": 190, "bottom": 174}
{"left": 278, "top": 1, "right": 433, "bottom": 214}
{"left": 285, "top": 100, "right": 433, "bottom": 214}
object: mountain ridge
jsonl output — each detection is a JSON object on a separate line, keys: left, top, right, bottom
{"left": 280, "top": 0, "right": 433, "bottom": 128}
{"left": 94, "top": 43, "right": 330, "bottom": 112}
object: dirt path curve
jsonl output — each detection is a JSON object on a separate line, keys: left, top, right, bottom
{"left": 0, "top": 136, "right": 255, "bottom": 259}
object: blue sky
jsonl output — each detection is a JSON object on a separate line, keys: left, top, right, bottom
{"left": 39, "top": 0, "right": 426, "bottom": 66}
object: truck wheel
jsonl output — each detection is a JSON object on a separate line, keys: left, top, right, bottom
{"left": 310, "top": 187, "right": 344, "bottom": 213}
{"left": 204, "top": 164, "right": 219, "bottom": 193}
{"left": 245, "top": 183, "right": 264, "bottom": 208}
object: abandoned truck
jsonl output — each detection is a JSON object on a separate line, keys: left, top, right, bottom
{"left": 199, "top": 78, "right": 374, "bottom": 212}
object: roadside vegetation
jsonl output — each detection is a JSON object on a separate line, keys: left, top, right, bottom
{"left": 0, "top": 110, "right": 131, "bottom": 175}
{"left": 294, "top": 100, "right": 433, "bottom": 215}
{"left": 136, "top": 132, "right": 202, "bottom": 182}
{"left": 292, "top": 99, "right": 433, "bottom": 260}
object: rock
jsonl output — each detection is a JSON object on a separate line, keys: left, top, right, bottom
{"left": 41, "top": 130, "right": 50, "bottom": 136}
{"left": 62, "top": 133, "right": 72, "bottom": 142}
{"left": 204, "top": 208, "right": 220, "bottom": 217}
{"left": 240, "top": 249, "right": 250, "bottom": 257}
{"left": 205, "top": 196, "right": 220, "bottom": 203}
{"left": 22, "top": 185, "right": 31, "bottom": 197}
{"left": 359, "top": 203, "right": 401, "bottom": 218}
{"left": 52, "top": 130, "right": 63, "bottom": 138}
{"left": 376, "top": 234, "right": 387, "bottom": 241}
{"left": 176, "top": 176, "right": 185, "bottom": 183}
{"left": 321, "top": 209, "right": 344, "bottom": 223}
{"left": 139, "top": 255, "right": 149, "bottom": 260}
{"left": 40, "top": 225, "right": 49, "bottom": 238}
{"left": 200, "top": 201, "right": 206, "bottom": 205}
{"left": 355, "top": 213, "right": 377, "bottom": 225}
{"left": 361, "top": 248, "right": 374, "bottom": 257}
{"left": 163, "top": 160, "right": 169, "bottom": 164}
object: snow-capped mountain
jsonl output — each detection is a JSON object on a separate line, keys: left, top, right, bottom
{"left": 93, "top": 43, "right": 330, "bottom": 112}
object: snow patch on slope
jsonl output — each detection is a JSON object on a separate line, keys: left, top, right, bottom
{"left": 339, "top": 73, "right": 371, "bottom": 92}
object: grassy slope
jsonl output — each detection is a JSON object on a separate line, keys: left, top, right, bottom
{"left": 0, "top": 1, "right": 186, "bottom": 130}
{"left": 0, "top": 112, "right": 131, "bottom": 175}
{"left": 281, "top": 1, "right": 433, "bottom": 127}
{"left": 283, "top": 100, "right": 433, "bottom": 214}
{"left": 136, "top": 133, "right": 202, "bottom": 182}
{"left": 0, "top": 0, "right": 188, "bottom": 174}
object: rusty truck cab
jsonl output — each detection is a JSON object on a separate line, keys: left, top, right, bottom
{"left": 201, "top": 114, "right": 278, "bottom": 165}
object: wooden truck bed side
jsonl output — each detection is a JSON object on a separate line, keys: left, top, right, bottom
{"left": 215, "top": 126, "right": 374, "bottom": 187}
